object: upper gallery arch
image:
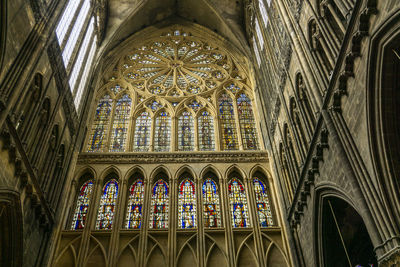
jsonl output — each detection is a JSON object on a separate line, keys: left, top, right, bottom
{"left": 99, "top": 1, "right": 249, "bottom": 63}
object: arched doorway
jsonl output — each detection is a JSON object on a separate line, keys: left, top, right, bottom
{"left": 320, "top": 196, "right": 377, "bottom": 267}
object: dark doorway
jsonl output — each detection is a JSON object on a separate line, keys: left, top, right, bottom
{"left": 321, "top": 197, "right": 377, "bottom": 267}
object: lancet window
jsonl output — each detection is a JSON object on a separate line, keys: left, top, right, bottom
{"left": 87, "top": 28, "right": 262, "bottom": 152}
{"left": 56, "top": 0, "right": 98, "bottom": 109}
{"left": 154, "top": 112, "right": 171, "bottom": 151}
{"left": 149, "top": 179, "right": 169, "bottom": 229}
{"left": 253, "top": 177, "right": 274, "bottom": 227}
{"left": 202, "top": 178, "right": 221, "bottom": 227}
{"left": 125, "top": 179, "right": 144, "bottom": 229}
{"left": 71, "top": 180, "right": 94, "bottom": 230}
{"left": 96, "top": 179, "right": 118, "bottom": 230}
{"left": 178, "top": 178, "right": 197, "bottom": 229}
{"left": 237, "top": 93, "right": 259, "bottom": 150}
{"left": 110, "top": 94, "right": 132, "bottom": 152}
{"left": 87, "top": 95, "right": 113, "bottom": 152}
{"left": 228, "top": 178, "right": 250, "bottom": 228}
{"left": 178, "top": 111, "right": 194, "bottom": 151}
{"left": 198, "top": 111, "right": 215, "bottom": 151}
{"left": 219, "top": 93, "right": 238, "bottom": 150}
{"left": 133, "top": 112, "right": 151, "bottom": 151}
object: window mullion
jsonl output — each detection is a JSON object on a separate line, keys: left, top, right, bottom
{"left": 66, "top": 11, "right": 93, "bottom": 74}
{"left": 71, "top": 31, "right": 95, "bottom": 96}
{"left": 60, "top": 0, "right": 84, "bottom": 50}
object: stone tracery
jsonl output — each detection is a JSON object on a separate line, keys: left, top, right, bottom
{"left": 88, "top": 27, "right": 260, "bottom": 152}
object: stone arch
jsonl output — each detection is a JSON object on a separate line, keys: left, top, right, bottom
{"left": 200, "top": 165, "right": 222, "bottom": 182}
{"left": 0, "top": 190, "right": 23, "bottom": 267}
{"left": 225, "top": 165, "right": 247, "bottom": 181}
{"left": 74, "top": 166, "right": 97, "bottom": 183}
{"left": 295, "top": 72, "right": 315, "bottom": 132}
{"left": 317, "top": 0, "right": 346, "bottom": 42}
{"left": 314, "top": 187, "right": 377, "bottom": 267}
{"left": 289, "top": 96, "right": 307, "bottom": 156}
{"left": 99, "top": 165, "right": 121, "bottom": 184}
{"left": 175, "top": 165, "right": 197, "bottom": 181}
{"left": 150, "top": 165, "right": 172, "bottom": 183}
{"left": 367, "top": 10, "right": 400, "bottom": 228}
{"left": 308, "top": 18, "right": 333, "bottom": 77}
{"left": 124, "top": 165, "right": 147, "bottom": 183}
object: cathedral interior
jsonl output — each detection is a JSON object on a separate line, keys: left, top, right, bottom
{"left": 0, "top": 0, "right": 400, "bottom": 266}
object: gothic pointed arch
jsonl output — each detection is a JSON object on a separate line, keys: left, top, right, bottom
{"left": 367, "top": 14, "right": 400, "bottom": 228}
{"left": 0, "top": 190, "right": 23, "bottom": 267}
{"left": 315, "top": 191, "right": 377, "bottom": 267}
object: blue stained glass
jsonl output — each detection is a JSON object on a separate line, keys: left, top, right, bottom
{"left": 253, "top": 178, "right": 274, "bottom": 227}
{"left": 96, "top": 179, "right": 118, "bottom": 230}
{"left": 178, "top": 179, "right": 196, "bottom": 229}
{"left": 219, "top": 93, "right": 238, "bottom": 150}
{"left": 125, "top": 180, "right": 144, "bottom": 229}
{"left": 71, "top": 180, "right": 94, "bottom": 230}
{"left": 149, "top": 180, "right": 169, "bottom": 229}
{"left": 202, "top": 179, "right": 221, "bottom": 227}
{"left": 87, "top": 95, "right": 113, "bottom": 152}
{"left": 188, "top": 100, "right": 203, "bottom": 112}
{"left": 147, "top": 100, "right": 163, "bottom": 111}
{"left": 228, "top": 178, "right": 250, "bottom": 228}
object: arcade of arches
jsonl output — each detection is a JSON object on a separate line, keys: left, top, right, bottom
{"left": 0, "top": 0, "right": 399, "bottom": 267}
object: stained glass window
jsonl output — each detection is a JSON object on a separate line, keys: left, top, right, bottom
{"left": 178, "top": 179, "right": 197, "bottom": 229}
{"left": 149, "top": 179, "right": 169, "bottom": 229}
{"left": 133, "top": 112, "right": 151, "bottom": 151}
{"left": 110, "top": 94, "right": 132, "bottom": 152}
{"left": 125, "top": 179, "right": 144, "bottom": 229}
{"left": 198, "top": 111, "right": 215, "bottom": 151}
{"left": 253, "top": 178, "right": 274, "bottom": 227}
{"left": 178, "top": 111, "right": 194, "bottom": 151}
{"left": 202, "top": 179, "right": 221, "bottom": 227}
{"left": 87, "top": 95, "right": 113, "bottom": 152}
{"left": 237, "top": 94, "right": 259, "bottom": 150}
{"left": 71, "top": 180, "right": 94, "bottom": 230}
{"left": 219, "top": 93, "right": 238, "bottom": 150}
{"left": 154, "top": 112, "right": 171, "bottom": 152}
{"left": 228, "top": 178, "right": 250, "bottom": 228}
{"left": 96, "top": 179, "right": 118, "bottom": 230}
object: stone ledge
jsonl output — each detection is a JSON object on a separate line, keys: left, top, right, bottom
{"left": 77, "top": 151, "right": 269, "bottom": 164}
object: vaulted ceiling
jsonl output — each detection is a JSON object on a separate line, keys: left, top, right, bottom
{"left": 99, "top": 0, "right": 250, "bottom": 57}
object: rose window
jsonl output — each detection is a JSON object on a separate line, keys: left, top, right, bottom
{"left": 121, "top": 30, "right": 233, "bottom": 98}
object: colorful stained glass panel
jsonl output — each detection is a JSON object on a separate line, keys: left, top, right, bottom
{"left": 110, "top": 94, "right": 131, "bottom": 152}
{"left": 87, "top": 95, "right": 113, "bottom": 152}
{"left": 133, "top": 112, "right": 151, "bottom": 151}
{"left": 198, "top": 111, "right": 215, "bottom": 151}
{"left": 219, "top": 93, "right": 238, "bottom": 150}
{"left": 154, "top": 112, "right": 171, "bottom": 152}
{"left": 71, "top": 180, "right": 94, "bottom": 230}
{"left": 125, "top": 180, "right": 144, "bottom": 229}
{"left": 96, "top": 179, "right": 118, "bottom": 230}
{"left": 202, "top": 179, "right": 221, "bottom": 227}
{"left": 253, "top": 178, "right": 274, "bottom": 227}
{"left": 149, "top": 180, "right": 169, "bottom": 229}
{"left": 178, "top": 179, "right": 196, "bottom": 229}
{"left": 178, "top": 111, "right": 194, "bottom": 151}
{"left": 237, "top": 94, "right": 259, "bottom": 150}
{"left": 228, "top": 178, "right": 250, "bottom": 228}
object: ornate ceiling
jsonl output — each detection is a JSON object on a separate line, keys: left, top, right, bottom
{"left": 98, "top": 0, "right": 249, "bottom": 60}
